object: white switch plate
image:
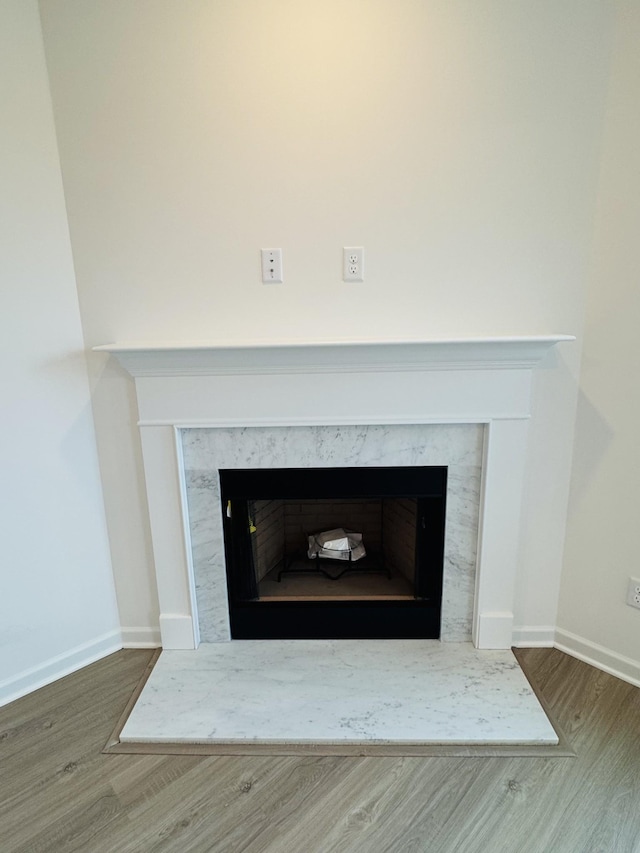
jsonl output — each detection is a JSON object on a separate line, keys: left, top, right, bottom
{"left": 343, "top": 247, "right": 364, "bottom": 282}
{"left": 261, "top": 248, "right": 283, "bottom": 283}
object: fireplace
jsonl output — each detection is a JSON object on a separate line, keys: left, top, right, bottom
{"left": 220, "top": 465, "right": 447, "bottom": 639}
{"left": 96, "top": 335, "right": 573, "bottom": 650}
{"left": 181, "top": 423, "right": 480, "bottom": 644}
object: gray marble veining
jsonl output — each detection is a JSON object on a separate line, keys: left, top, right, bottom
{"left": 120, "top": 640, "right": 558, "bottom": 745}
{"left": 181, "top": 424, "right": 483, "bottom": 642}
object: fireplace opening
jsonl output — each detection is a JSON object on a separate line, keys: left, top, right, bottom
{"left": 220, "top": 466, "right": 447, "bottom": 639}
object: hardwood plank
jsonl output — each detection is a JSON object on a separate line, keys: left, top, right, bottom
{"left": 0, "top": 647, "right": 639, "bottom": 853}
{"left": 103, "top": 648, "right": 161, "bottom": 750}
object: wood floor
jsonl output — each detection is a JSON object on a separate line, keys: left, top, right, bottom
{"left": 1, "top": 648, "right": 639, "bottom": 853}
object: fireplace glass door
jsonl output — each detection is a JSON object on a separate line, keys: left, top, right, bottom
{"left": 220, "top": 466, "right": 447, "bottom": 639}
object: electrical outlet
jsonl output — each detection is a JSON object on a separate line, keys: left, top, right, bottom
{"left": 261, "top": 248, "right": 283, "bottom": 283}
{"left": 627, "top": 577, "right": 640, "bottom": 610}
{"left": 343, "top": 247, "right": 364, "bottom": 282}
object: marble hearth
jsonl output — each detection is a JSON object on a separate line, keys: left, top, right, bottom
{"left": 119, "top": 640, "right": 560, "bottom": 746}
{"left": 98, "top": 336, "right": 573, "bottom": 650}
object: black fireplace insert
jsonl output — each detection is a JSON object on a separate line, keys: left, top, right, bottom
{"left": 220, "top": 466, "right": 447, "bottom": 639}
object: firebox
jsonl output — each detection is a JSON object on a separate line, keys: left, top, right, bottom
{"left": 220, "top": 466, "right": 447, "bottom": 639}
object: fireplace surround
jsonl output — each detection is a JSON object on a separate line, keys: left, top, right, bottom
{"left": 97, "top": 336, "right": 573, "bottom": 650}
{"left": 182, "top": 424, "right": 480, "bottom": 643}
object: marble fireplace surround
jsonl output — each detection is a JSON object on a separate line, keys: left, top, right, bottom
{"left": 182, "top": 422, "right": 482, "bottom": 645}
{"left": 98, "top": 336, "right": 573, "bottom": 651}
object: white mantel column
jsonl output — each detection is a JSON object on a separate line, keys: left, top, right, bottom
{"left": 139, "top": 425, "right": 199, "bottom": 649}
{"left": 473, "top": 419, "right": 530, "bottom": 648}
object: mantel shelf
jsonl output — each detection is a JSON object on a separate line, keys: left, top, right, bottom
{"left": 94, "top": 335, "right": 575, "bottom": 377}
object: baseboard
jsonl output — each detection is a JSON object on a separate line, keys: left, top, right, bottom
{"left": 474, "top": 611, "right": 514, "bottom": 648}
{"left": 512, "top": 626, "right": 555, "bottom": 648}
{"left": 3, "top": 624, "right": 635, "bottom": 709}
{"left": 159, "top": 614, "right": 196, "bottom": 649}
{"left": 554, "top": 628, "right": 640, "bottom": 689}
{"left": 0, "top": 629, "right": 123, "bottom": 708}
{"left": 121, "top": 626, "right": 162, "bottom": 648}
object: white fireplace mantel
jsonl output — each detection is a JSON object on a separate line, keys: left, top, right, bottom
{"left": 95, "top": 335, "right": 573, "bottom": 377}
{"left": 96, "top": 335, "right": 574, "bottom": 651}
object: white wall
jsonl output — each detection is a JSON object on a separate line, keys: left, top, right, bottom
{"left": 558, "top": 0, "right": 640, "bottom": 684}
{"left": 0, "top": 0, "right": 121, "bottom": 706}
{"left": 38, "top": 1, "right": 613, "bottom": 641}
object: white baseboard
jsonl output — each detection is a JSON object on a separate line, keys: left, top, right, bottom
{"left": 121, "top": 626, "right": 162, "bottom": 648}
{"left": 0, "top": 629, "right": 123, "bottom": 709}
{"left": 512, "top": 626, "right": 555, "bottom": 647}
{"left": 3, "top": 624, "right": 636, "bottom": 709}
{"left": 474, "top": 611, "right": 514, "bottom": 648}
{"left": 159, "top": 614, "right": 196, "bottom": 649}
{"left": 554, "top": 628, "right": 640, "bottom": 689}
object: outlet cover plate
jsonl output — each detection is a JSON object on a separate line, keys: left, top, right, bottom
{"left": 261, "top": 248, "right": 283, "bottom": 283}
{"left": 343, "top": 247, "right": 364, "bottom": 282}
{"left": 626, "top": 577, "right": 640, "bottom": 609}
